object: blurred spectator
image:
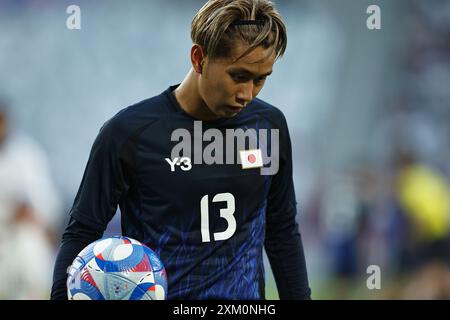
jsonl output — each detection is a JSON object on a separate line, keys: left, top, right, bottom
{"left": 307, "top": 169, "right": 376, "bottom": 299}
{"left": 0, "top": 100, "right": 62, "bottom": 299}
{"left": 394, "top": 151, "right": 450, "bottom": 272}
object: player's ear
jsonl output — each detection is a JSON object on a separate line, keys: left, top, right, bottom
{"left": 191, "top": 44, "right": 206, "bottom": 74}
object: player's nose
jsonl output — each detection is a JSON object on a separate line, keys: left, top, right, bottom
{"left": 236, "top": 83, "right": 253, "bottom": 106}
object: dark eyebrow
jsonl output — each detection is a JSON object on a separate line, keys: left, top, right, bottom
{"left": 227, "top": 68, "right": 273, "bottom": 78}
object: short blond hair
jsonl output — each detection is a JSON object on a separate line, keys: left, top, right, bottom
{"left": 191, "top": 0, "right": 287, "bottom": 61}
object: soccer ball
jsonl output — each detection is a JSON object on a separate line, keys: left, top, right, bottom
{"left": 67, "top": 236, "right": 167, "bottom": 300}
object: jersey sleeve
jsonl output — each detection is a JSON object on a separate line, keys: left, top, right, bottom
{"left": 51, "top": 116, "right": 135, "bottom": 300}
{"left": 264, "top": 112, "right": 311, "bottom": 300}
{"left": 51, "top": 217, "right": 103, "bottom": 300}
{"left": 70, "top": 118, "right": 133, "bottom": 232}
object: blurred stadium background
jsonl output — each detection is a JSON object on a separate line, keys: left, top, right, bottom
{"left": 1, "top": 0, "right": 450, "bottom": 299}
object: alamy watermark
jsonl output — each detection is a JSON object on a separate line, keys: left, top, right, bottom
{"left": 366, "top": 5, "right": 381, "bottom": 30}
{"left": 366, "top": 265, "right": 381, "bottom": 290}
{"left": 167, "top": 121, "right": 280, "bottom": 176}
{"left": 66, "top": 5, "right": 81, "bottom": 30}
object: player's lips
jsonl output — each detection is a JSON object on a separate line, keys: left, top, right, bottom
{"left": 227, "top": 106, "right": 244, "bottom": 113}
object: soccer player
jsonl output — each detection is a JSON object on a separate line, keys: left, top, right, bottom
{"left": 51, "top": 0, "right": 311, "bottom": 300}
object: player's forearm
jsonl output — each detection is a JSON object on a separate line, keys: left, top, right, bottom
{"left": 50, "top": 217, "right": 103, "bottom": 300}
{"left": 265, "top": 227, "right": 311, "bottom": 300}
{"left": 51, "top": 239, "right": 88, "bottom": 300}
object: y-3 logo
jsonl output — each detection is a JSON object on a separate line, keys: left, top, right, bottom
{"left": 165, "top": 157, "right": 192, "bottom": 172}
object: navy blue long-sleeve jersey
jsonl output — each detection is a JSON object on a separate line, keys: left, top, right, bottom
{"left": 51, "top": 85, "right": 311, "bottom": 300}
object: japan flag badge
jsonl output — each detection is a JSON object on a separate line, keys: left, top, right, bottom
{"left": 239, "top": 149, "right": 264, "bottom": 169}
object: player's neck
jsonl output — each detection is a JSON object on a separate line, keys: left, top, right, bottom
{"left": 174, "top": 69, "right": 220, "bottom": 121}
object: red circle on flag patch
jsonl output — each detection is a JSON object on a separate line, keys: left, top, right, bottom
{"left": 248, "top": 154, "right": 256, "bottom": 164}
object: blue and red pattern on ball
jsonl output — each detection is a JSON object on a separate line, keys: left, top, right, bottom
{"left": 145, "top": 247, "right": 164, "bottom": 272}
{"left": 129, "top": 282, "right": 154, "bottom": 300}
{"left": 68, "top": 268, "right": 105, "bottom": 300}
{"left": 67, "top": 236, "right": 167, "bottom": 300}
{"left": 94, "top": 245, "right": 145, "bottom": 272}
{"left": 79, "top": 279, "right": 104, "bottom": 299}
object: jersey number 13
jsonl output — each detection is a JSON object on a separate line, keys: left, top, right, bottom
{"left": 200, "top": 193, "right": 236, "bottom": 243}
